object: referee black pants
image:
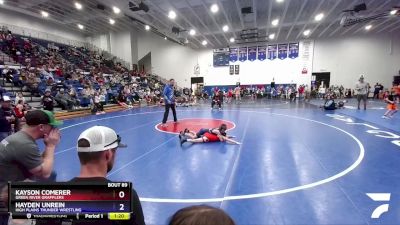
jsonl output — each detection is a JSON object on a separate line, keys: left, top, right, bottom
{"left": 162, "top": 103, "right": 177, "bottom": 124}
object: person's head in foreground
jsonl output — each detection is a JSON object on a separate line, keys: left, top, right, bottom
{"left": 169, "top": 205, "right": 235, "bottom": 225}
{"left": 0, "top": 95, "right": 11, "bottom": 108}
{"left": 24, "top": 109, "right": 63, "bottom": 139}
{"left": 77, "top": 126, "right": 127, "bottom": 176}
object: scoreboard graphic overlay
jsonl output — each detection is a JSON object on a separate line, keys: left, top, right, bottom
{"left": 8, "top": 182, "right": 132, "bottom": 221}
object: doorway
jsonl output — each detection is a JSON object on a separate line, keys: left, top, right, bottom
{"left": 191, "top": 77, "right": 204, "bottom": 97}
{"left": 312, "top": 72, "right": 331, "bottom": 88}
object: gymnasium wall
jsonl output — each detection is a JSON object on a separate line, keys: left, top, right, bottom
{"left": 313, "top": 32, "right": 400, "bottom": 88}
{"left": 0, "top": 8, "right": 85, "bottom": 44}
{"left": 136, "top": 31, "right": 199, "bottom": 88}
{"left": 86, "top": 34, "right": 110, "bottom": 52}
{"left": 196, "top": 40, "right": 313, "bottom": 87}
{"left": 109, "top": 31, "right": 133, "bottom": 66}
{"left": 197, "top": 32, "right": 400, "bottom": 89}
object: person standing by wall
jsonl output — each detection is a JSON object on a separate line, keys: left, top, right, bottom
{"left": 304, "top": 85, "right": 311, "bottom": 102}
{"left": 234, "top": 85, "right": 241, "bottom": 104}
{"left": 355, "top": 75, "right": 369, "bottom": 110}
{"left": 373, "top": 83, "right": 381, "bottom": 99}
{"left": 161, "top": 79, "right": 177, "bottom": 127}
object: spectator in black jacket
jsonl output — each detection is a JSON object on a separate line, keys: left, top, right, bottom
{"left": 0, "top": 96, "right": 14, "bottom": 141}
{"left": 55, "top": 88, "right": 73, "bottom": 110}
{"left": 41, "top": 89, "right": 55, "bottom": 111}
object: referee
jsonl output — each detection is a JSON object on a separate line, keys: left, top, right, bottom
{"left": 161, "top": 79, "right": 178, "bottom": 127}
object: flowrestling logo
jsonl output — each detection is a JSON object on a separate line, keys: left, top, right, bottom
{"left": 366, "top": 193, "right": 391, "bottom": 219}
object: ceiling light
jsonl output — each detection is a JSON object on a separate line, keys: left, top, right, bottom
{"left": 112, "top": 6, "right": 120, "bottom": 14}
{"left": 164, "top": 37, "right": 167, "bottom": 40}
{"left": 303, "top": 29, "right": 310, "bottom": 36}
{"left": 75, "top": 2, "right": 82, "bottom": 10}
{"left": 276, "top": 0, "right": 284, "bottom": 3}
{"left": 189, "top": 29, "right": 196, "bottom": 36}
{"left": 230, "top": 37, "right": 235, "bottom": 43}
{"left": 271, "top": 19, "right": 279, "bottom": 26}
{"left": 315, "top": 13, "right": 324, "bottom": 21}
{"left": 269, "top": 33, "right": 275, "bottom": 39}
{"left": 365, "top": 25, "right": 372, "bottom": 30}
{"left": 41, "top": 11, "right": 49, "bottom": 17}
{"left": 210, "top": 4, "right": 219, "bottom": 13}
{"left": 77, "top": 24, "right": 84, "bottom": 30}
{"left": 0, "top": 0, "right": 4, "bottom": 5}
{"left": 168, "top": 10, "right": 176, "bottom": 19}
{"left": 145, "top": 25, "right": 150, "bottom": 30}
{"left": 202, "top": 40, "right": 207, "bottom": 46}
{"left": 390, "top": 9, "right": 398, "bottom": 15}
{"left": 222, "top": 25, "right": 229, "bottom": 32}
{"left": 109, "top": 19, "right": 115, "bottom": 25}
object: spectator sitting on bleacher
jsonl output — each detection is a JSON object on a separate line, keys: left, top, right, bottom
{"left": 68, "top": 86, "right": 80, "bottom": 109}
{"left": 92, "top": 91, "right": 105, "bottom": 115}
{"left": 1, "top": 66, "right": 9, "bottom": 79}
{"left": 14, "top": 99, "right": 25, "bottom": 120}
{"left": 4, "top": 67, "right": 14, "bottom": 83}
{"left": 123, "top": 84, "right": 131, "bottom": 99}
{"left": 131, "top": 89, "right": 140, "bottom": 104}
{"left": 80, "top": 86, "right": 91, "bottom": 107}
{"left": 23, "top": 39, "right": 32, "bottom": 54}
{"left": 106, "top": 87, "right": 114, "bottom": 103}
{"left": 15, "top": 92, "right": 26, "bottom": 105}
{"left": 41, "top": 89, "right": 54, "bottom": 111}
{"left": 46, "top": 77, "right": 55, "bottom": 86}
{"left": 55, "top": 88, "right": 73, "bottom": 110}
{"left": 40, "top": 66, "right": 54, "bottom": 80}
{"left": 55, "top": 80, "right": 65, "bottom": 91}
{"left": 26, "top": 72, "right": 40, "bottom": 96}
{"left": 19, "top": 69, "right": 27, "bottom": 83}
{"left": 117, "top": 91, "right": 131, "bottom": 109}
{"left": 99, "top": 88, "right": 107, "bottom": 105}
{"left": 15, "top": 92, "right": 30, "bottom": 112}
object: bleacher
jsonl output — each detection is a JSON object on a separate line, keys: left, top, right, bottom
{"left": 1, "top": 29, "right": 169, "bottom": 120}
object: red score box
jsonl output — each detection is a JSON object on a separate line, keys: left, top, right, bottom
{"left": 56, "top": 189, "right": 131, "bottom": 201}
